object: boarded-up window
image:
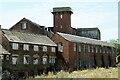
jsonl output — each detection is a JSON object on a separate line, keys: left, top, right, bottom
{"left": 12, "top": 43, "right": 18, "bottom": 50}
{"left": 23, "top": 44, "right": 29, "bottom": 51}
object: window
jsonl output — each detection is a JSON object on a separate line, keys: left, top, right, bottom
{"left": 60, "top": 14, "right": 63, "bottom": 19}
{"left": 88, "top": 45, "right": 90, "bottom": 53}
{"left": 103, "top": 48, "right": 105, "bottom": 53}
{"left": 12, "top": 43, "right": 18, "bottom": 50}
{"left": 92, "top": 46, "right": 94, "bottom": 53}
{"left": 51, "top": 47, "right": 55, "bottom": 52}
{"left": 23, "top": 44, "right": 29, "bottom": 51}
{"left": 100, "top": 47, "right": 102, "bottom": 53}
{"left": 96, "top": 47, "right": 98, "bottom": 53}
{"left": 42, "top": 56, "right": 47, "bottom": 64}
{"left": 0, "top": 55, "right": 3, "bottom": 60}
{"left": 43, "top": 46, "right": 47, "bottom": 52}
{"left": 84, "top": 44, "right": 86, "bottom": 52}
{"left": 21, "top": 22, "right": 27, "bottom": 29}
{"left": 12, "top": 55, "right": 18, "bottom": 64}
{"left": 33, "top": 54, "right": 39, "bottom": 64}
{"left": 34, "top": 45, "right": 38, "bottom": 51}
{"left": 58, "top": 43, "right": 63, "bottom": 52}
{"left": 73, "top": 43, "right": 76, "bottom": 52}
{"left": 60, "top": 25, "right": 62, "bottom": 29}
{"left": 49, "top": 56, "right": 56, "bottom": 64}
{"left": 78, "top": 44, "right": 81, "bottom": 52}
{"left": 24, "top": 55, "right": 30, "bottom": 64}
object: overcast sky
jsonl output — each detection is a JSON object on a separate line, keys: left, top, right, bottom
{"left": 0, "top": 0, "right": 118, "bottom": 41}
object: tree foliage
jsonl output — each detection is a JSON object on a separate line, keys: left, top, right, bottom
{"left": 109, "top": 39, "right": 120, "bottom": 55}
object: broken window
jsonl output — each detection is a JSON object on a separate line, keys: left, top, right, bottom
{"left": 12, "top": 55, "right": 18, "bottom": 64}
{"left": 33, "top": 54, "right": 39, "bottom": 64}
{"left": 24, "top": 55, "right": 30, "bottom": 64}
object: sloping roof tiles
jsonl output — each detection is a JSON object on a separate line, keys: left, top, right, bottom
{"left": 2, "top": 30, "right": 56, "bottom": 46}
{"left": 57, "top": 32, "right": 111, "bottom": 47}
{"left": 0, "top": 44, "right": 10, "bottom": 55}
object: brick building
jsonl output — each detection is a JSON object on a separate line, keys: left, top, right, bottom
{"left": 9, "top": 18, "right": 46, "bottom": 35}
{"left": 1, "top": 29, "right": 56, "bottom": 77}
{"left": 52, "top": 32, "right": 116, "bottom": 71}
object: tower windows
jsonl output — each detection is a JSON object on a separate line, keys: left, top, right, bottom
{"left": 60, "top": 14, "right": 63, "bottom": 19}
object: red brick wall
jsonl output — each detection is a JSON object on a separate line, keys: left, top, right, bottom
{"left": 10, "top": 18, "right": 45, "bottom": 35}
{"left": 53, "top": 12, "right": 73, "bottom": 34}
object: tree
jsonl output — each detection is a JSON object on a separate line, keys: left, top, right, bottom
{"left": 109, "top": 39, "right": 120, "bottom": 55}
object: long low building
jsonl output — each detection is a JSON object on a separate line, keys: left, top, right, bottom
{"left": 52, "top": 32, "right": 116, "bottom": 71}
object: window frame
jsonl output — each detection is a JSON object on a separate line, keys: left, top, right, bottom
{"left": 33, "top": 45, "right": 39, "bottom": 51}
{"left": 23, "top": 44, "right": 29, "bottom": 51}
{"left": 12, "top": 43, "right": 19, "bottom": 50}
{"left": 21, "top": 22, "right": 27, "bottom": 30}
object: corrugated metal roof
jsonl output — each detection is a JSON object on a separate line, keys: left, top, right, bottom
{"left": 0, "top": 44, "right": 10, "bottom": 55}
{"left": 57, "top": 32, "right": 111, "bottom": 47}
{"left": 2, "top": 30, "right": 56, "bottom": 46}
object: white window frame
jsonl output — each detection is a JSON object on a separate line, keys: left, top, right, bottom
{"left": 43, "top": 46, "right": 47, "bottom": 52}
{"left": 12, "top": 43, "right": 18, "bottom": 50}
{"left": 34, "top": 45, "right": 38, "bottom": 51}
{"left": 0, "top": 55, "right": 4, "bottom": 60}
{"left": 51, "top": 47, "right": 55, "bottom": 52}
{"left": 23, "top": 44, "right": 29, "bottom": 51}
{"left": 12, "top": 55, "right": 18, "bottom": 64}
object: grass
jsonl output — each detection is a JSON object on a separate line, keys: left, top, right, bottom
{"left": 26, "top": 64, "right": 120, "bottom": 79}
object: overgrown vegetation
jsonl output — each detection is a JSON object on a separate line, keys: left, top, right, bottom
{"left": 109, "top": 39, "right": 120, "bottom": 55}
{"left": 26, "top": 66, "right": 119, "bottom": 79}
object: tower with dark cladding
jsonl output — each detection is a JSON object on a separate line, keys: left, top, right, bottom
{"left": 52, "top": 7, "right": 73, "bottom": 34}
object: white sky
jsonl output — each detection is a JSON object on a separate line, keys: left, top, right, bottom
{"left": 0, "top": 0, "right": 119, "bottom": 41}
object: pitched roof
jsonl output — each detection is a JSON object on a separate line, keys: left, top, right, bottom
{"left": 57, "top": 32, "right": 111, "bottom": 47}
{"left": 0, "top": 44, "right": 10, "bottom": 55}
{"left": 2, "top": 29, "right": 56, "bottom": 46}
